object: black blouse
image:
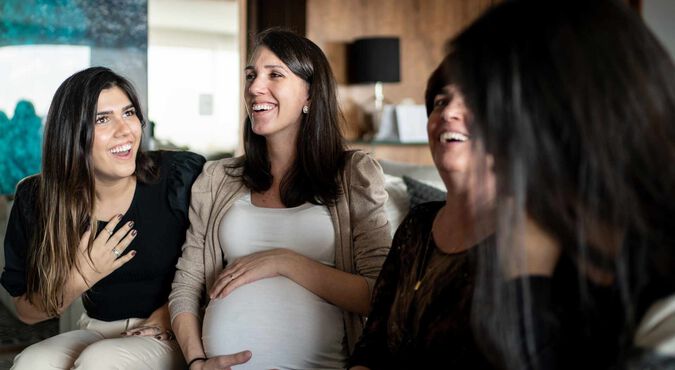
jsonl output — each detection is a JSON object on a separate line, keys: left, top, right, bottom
{"left": 349, "top": 201, "right": 494, "bottom": 369}
{"left": 1, "top": 151, "right": 205, "bottom": 321}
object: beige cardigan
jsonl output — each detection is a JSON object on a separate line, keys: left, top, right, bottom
{"left": 169, "top": 150, "right": 392, "bottom": 352}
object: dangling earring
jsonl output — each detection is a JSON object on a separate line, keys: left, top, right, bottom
{"left": 302, "top": 105, "right": 309, "bottom": 114}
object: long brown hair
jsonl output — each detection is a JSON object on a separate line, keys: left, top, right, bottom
{"left": 235, "top": 28, "right": 347, "bottom": 207}
{"left": 26, "top": 67, "right": 158, "bottom": 316}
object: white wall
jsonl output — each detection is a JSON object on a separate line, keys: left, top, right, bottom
{"left": 148, "top": 0, "right": 240, "bottom": 157}
{"left": 643, "top": 0, "right": 675, "bottom": 61}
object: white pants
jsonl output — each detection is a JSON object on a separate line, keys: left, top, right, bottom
{"left": 11, "top": 313, "right": 184, "bottom": 370}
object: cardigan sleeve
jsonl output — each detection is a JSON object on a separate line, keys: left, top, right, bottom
{"left": 168, "top": 160, "right": 218, "bottom": 322}
{"left": 347, "top": 151, "right": 392, "bottom": 297}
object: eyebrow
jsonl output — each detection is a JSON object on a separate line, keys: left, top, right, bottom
{"left": 245, "top": 64, "right": 289, "bottom": 71}
{"left": 96, "top": 104, "right": 135, "bottom": 116}
{"left": 437, "top": 86, "right": 456, "bottom": 100}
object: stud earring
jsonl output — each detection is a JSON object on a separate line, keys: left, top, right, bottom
{"left": 302, "top": 105, "right": 309, "bottom": 114}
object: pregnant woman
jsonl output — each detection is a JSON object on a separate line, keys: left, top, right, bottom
{"left": 169, "top": 28, "right": 392, "bottom": 370}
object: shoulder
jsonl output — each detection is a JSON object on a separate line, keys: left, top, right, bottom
{"left": 198, "top": 156, "right": 243, "bottom": 180}
{"left": 343, "top": 150, "right": 384, "bottom": 183}
{"left": 156, "top": 150, "right": 206, "bottom": 178}
{"left": 189, "top": 156, "right": 244, "bottom": 193}
{"left": 14, "top": 175, "right": 39, "bottom": 198}
{"left": 409, "top": 200, "right": 444, "bottom": 218}
{"left": 345, "top": 149, "right": 379, "bottom": 170}
{"left": 399, "top": 201, "right": 444, "bottom": 232}
{"left": 8, "top": 175, "right": 40, "bottom": 224}
{"left": 13, "top": 175, "right": 39, "bottom": 207}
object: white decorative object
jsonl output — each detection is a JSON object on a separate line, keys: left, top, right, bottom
{"left": 395, "top": 104, "right": 428, "bottom": 143}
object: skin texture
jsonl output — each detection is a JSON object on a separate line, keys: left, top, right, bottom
{"left": 245, "top": 46, "right": 310, "bottom": 144}
{"left": 91, "top": 86, "right": 142, "bottom": 187}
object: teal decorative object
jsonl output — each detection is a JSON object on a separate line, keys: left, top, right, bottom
{"left": 0, "top": 100, "right": 43, "bottom": 196}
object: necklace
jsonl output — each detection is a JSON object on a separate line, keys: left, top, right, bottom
{"left": 414, "top": 229, "right": 434, "bottom": 291}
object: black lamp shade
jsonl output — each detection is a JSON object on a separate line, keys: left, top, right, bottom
{"left": 348, "top": 37, "right": 400, "bottom": 84}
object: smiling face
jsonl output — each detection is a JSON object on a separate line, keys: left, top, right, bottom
{"left": 244, "top": 46, "right": 310, "bottom": 142}
{"left": 427, "top": 84, "right": 476, "bottom": 175}
{"left": 91, "top": 86, "right": 142, "bottom": 184}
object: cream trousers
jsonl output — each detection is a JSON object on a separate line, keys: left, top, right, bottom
{"left": 11, "top": 313, "right": 184, "bottom": 370}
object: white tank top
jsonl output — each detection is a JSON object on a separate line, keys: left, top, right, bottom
{"left": 202, "top": 192, "right": 347, "bottom": 369}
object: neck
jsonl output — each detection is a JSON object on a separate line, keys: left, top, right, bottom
{"left": 93, "top": 175, "right": 137, "bottom": 221}
{"left": 434, "top": 176, "right": 496, "bottom": 254}
{"left": 266, "top": 135, "right": 297, "bottom": 178}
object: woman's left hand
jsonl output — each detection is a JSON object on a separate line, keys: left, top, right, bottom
{"left": 209, "top": 248, "right": 297, "bottom": 299}
{"left": 122, "top": 303, "right": 174, "bottom": 340}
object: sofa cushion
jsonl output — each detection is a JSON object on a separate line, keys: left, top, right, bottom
{"left": 378, "top": 159, "right": 444, "bottom": 190}
{"left": 402, "top": 175, "right": 447, "bottom": 208}
{"left": 383, "top": 174, "right": 409, "bottom": 236}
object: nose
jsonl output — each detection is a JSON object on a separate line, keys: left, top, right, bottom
{"left": 441, "top": 96, "right": 467, "bottom": 122}
{"left": 113, "top": 115, "right": 133, "bottom": 137}
{"left": 247, "top": 75, "right": 267, "bottom": 97}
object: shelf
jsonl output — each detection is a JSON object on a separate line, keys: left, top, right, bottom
{"left": 348, "top": 141, "right": 433, "bottom": 165}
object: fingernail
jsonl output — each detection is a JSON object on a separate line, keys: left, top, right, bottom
{"left": 121, "top": 332, "right": 127, "bottom": 336}
{"left": 128, "top": 221, "right": 134, "bottom": 228}
{"left": 154, "top": 335, "right": 161, "bottom": 339}
{"left": 131, "top": 229, "right": 138, "bottom": 237}
{"left": 117, "top": 214, "right": 123, "bottom": 220}
{"left": 133, "top": 332, "right": 140, "bottom": 335}
{"left": 131, "top": 250, "right": 137, "bottom": 257}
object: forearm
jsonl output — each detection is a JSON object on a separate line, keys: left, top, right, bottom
{"left": 14, "top": 268, "right": 88, "bottom": 324}
{"left": 283, "top": 253, "right": 371, "bottom": 315}
{"left": 172, "top": 312, "right": 207, "bottom": 365}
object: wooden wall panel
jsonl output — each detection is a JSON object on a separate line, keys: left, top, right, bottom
{"left": 306, "top": 0, "right": 498, "bottom": 139}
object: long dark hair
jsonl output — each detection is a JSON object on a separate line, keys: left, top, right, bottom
{"left": 445, "top": 0, "right": 675, "bottom": 367}
{"left": 26, "top": 66, "right": 159, "bottom": 316}
{"left": 235, "top": 28, "right": 346, "bottom": 207}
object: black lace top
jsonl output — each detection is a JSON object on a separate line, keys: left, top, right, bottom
{"left": 349, "top": 201, "right": 494, "bottom": 369}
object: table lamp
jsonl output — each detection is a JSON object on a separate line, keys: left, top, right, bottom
{"left": 348, "top": 37, "right": 401, "bottom": 137}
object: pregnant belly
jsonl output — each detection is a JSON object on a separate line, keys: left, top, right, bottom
{"left": 202, "top": 277, "right": 346, "bottom": 370}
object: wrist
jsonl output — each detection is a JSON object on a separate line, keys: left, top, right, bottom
{"left": 279, "top": 249, "right": 303, "bottom": 277}
{"left": 68, "top": 268, "right": 91, "bottom": 295}
{"left": 187, "top": 356, "right": 207, "bottom": 369}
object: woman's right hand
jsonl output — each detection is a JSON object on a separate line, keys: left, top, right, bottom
{"left": 76, "top": 214, "right": 137, "bottom": 286}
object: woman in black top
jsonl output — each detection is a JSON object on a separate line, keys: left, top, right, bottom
{"left": 443, "top": 0, "right": 675, "bottom": 368}
{"left": 0, "top": 67, "right": 204, "bottom": 369}
{"left": 349, "top": 63, "right": 496, "bottom": 369}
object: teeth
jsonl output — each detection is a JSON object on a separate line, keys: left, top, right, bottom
{"left": 110, "top": 143, "right": 132, "bottom": 154}
{"left": 252, "top": 104, "right": 274, "bottom": 112}
{"left": 440, "top": 131, "right": 469, "bottom": 143}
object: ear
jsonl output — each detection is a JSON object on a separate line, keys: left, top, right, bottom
{"left": 304, "top": 96, "right": 311, "bottom": 113}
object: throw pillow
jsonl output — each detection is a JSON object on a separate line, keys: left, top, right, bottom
{"left": 402, "top": 175, "right": 447, "bottom": 208}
